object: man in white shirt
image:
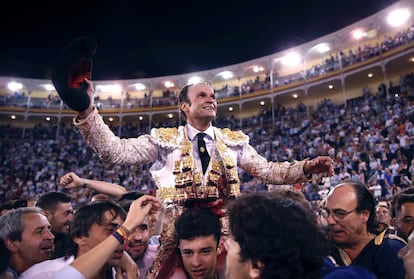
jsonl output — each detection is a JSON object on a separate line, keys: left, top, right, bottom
{"left": 0, "top": 207, "right": 54, "bottom": 278}
{"left": 20, "top": 200, "right": 135, "bottom": 279}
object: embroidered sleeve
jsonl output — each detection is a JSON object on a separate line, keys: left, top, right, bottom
{"left": 239, "top": 144, "right": 308, "bottom": 184}
{"left": 74, "top": 109, "right": 159, "bottom": 166}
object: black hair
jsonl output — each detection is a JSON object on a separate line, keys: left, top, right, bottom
{"left": 227, "top": 192, "right": 327, "bottom": 279}
{"left": 178, "top": 80, "right": 213, "bottom": 120}
{"left": 175, "top": 207, "right": 221, "bottom": 245}
{"left": 65, "top": 200, "right": 126, "bottom": 258}
{"left": 391, "top": 186, "right": 414, "bottom": 218}
{"left": 36, "top": 192, "right": 72, "bottom": 212}
{"left": 116, "top": 191, "right": 145, "bottom": 212}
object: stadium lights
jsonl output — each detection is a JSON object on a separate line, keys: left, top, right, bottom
{"left": 218, "top": 71, "right": 234, "bottom": 79}
{"left": 7, "top": 81, "right": 23, "bottom": 92}
{"left": 187, "top": 76, "right": 203, "bottom": 85}
{"left": 252, "top": 66, "right": 264, "bottom": 73}
{"left": 387, "top": 8, "right": 410, "bottom": 27}
{"left": 164, "top": 81, "right": 174, "bottom": 88}
{"left": 96, "top": 84, "right": 122, "bottom": 94}
{"left": 314, "top": 43, "right": 331, "bottom": 54}
{"left": 352, "top": 29, "right": 367, "bottom": 40}
{"left": 43, "top": 84, "right": 55, "bottom": 91}
{"left": 133, "top": 83, "right": 146, "bottom": 91}
{"left": 281, "top": 52, "right": 301, "bottom": 67}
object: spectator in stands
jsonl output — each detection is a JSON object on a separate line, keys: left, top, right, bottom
{"left": 116, "top": 192, "right": 159, "bottom": 279}
{"left": 376, "top": 201, "right": 393, "bottom": 232}
{"left": 35, "top": 192, "right": 74, "bottom": 259}
{"left": 391, "top": 186, "right": 414, "bottom": 241}
{"left": 322, "top": 180, "right": 406, "bottom": 278}
{"left": 0, "top": 203, "right": 14, "bottom": 217}
{"left": 65, "top": 78, "right": 334, "bottom": 277}
{"left": 20, "top": 197, "right": 159, "bottom": 279}
{"left": 172, "top": 207, "right": 222, "bottom": 279}
{"left": 225, "top": 192, "right": 376, "bottom": 279}
{"left": 0, "top": 207, "right": 54, "bottom": 278}
{"left": 0, "top": 199, "right": 27, "bottom": 217}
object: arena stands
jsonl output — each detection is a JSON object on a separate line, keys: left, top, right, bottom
{"left": 0, "top": 0, "right": 413, "bottom": 211}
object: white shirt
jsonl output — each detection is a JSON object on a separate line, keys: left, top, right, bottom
{"left": 19, "top": 256, "right": 74, "bottom": 279}
{"left": 19, "top": 255, "right": 116, "bottom": 279}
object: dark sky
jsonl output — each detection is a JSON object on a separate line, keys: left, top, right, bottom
{"left": 1, "top": 0, "right": 397, "bottom": 80}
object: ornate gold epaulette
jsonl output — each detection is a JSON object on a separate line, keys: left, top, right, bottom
{"left": 151, "top": 127, "right": 180, "bottom": 146}
{"left": 216, "top": 128, "right": 249, "bottom": 146}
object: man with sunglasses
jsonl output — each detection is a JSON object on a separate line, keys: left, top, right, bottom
{"left": 321, "top": 180, "right": 406, "bottom": 279}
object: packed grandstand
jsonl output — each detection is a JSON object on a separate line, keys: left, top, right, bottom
{"left": 0, "top": 0, "right": 413, "bottom": 210}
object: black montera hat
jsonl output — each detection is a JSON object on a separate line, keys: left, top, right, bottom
{"left": 51, "top": 36, "right": 97, "bottom": 111}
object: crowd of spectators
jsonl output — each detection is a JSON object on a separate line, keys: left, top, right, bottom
{"left": 0, "top": 72, "right": 414, "bottom": 211}
{"left": 1, "top": 24, "right": 413, "bottom": 112}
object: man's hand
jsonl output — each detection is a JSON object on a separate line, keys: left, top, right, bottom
{"left": 77, "top": 78, "right": 95, "bottom": 119}
{"left": 304, "top": 156, "right": 334, "bottom": 176}
{"left": 115, "top": 251, "right": 139, "bottom": 279}
{"left": 59, "top": 172, "right": 83, "bottom": 189}
{"left": 122, "top": 195, "right": 161, "bottom": 234}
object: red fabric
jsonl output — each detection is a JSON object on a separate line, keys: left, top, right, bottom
{"left": 187, "top": 199, "right": 225, "bottom": 217}
{"left": 68, "top": 61, "right": 91, "bottom": 89}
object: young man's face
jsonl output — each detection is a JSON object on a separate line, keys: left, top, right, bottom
{"left": 224, "top": 235, "right": 254, "bottom": 279}
{"left": 181, "top": 83, "right": 217, "bottom": 126}
{"left": 11, "top": 213, "right": 55, "bottom": 271}
{"left": 48, "top": 202, "right": 74, "bottom": 235}
{"left": 125, "top": 217, "right": 151, "bottom": 260}
{"left": 395, "top": 202, "right": 414, "bottom": 241}
{"left": 376, "top": 205, "right": 391, "bottom": 225}
{"left": 77, "top": 210, "right": 125, "bottom": 267}
{"left": 179, "top": 235, "right": 219, "bottom": 279}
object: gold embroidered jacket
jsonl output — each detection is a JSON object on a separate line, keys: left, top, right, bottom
{"left": 74, "top": 109, "right": 310, "bottom": 203}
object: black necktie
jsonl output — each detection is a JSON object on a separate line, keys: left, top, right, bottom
{"left": 197, "top": 133, "right": 210, "bottom": 174}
